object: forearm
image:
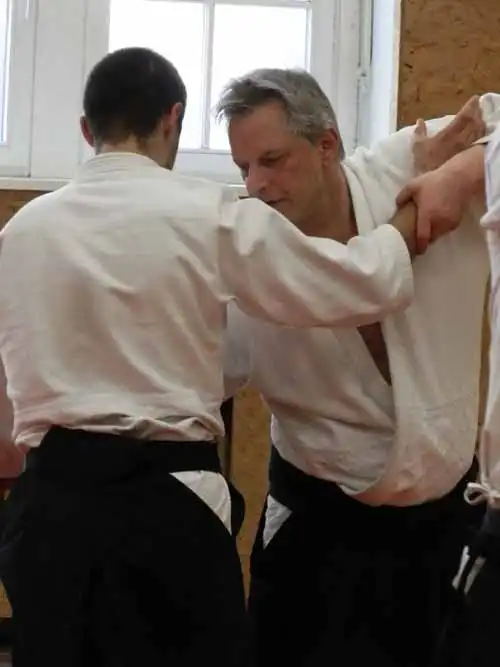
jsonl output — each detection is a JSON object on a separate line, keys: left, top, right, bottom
{"left": 221, "top": 197, "right": 415, "bottom": 328}
{"left": 438, "top": 143, "right": 486, "bottom": 202}
{"left": 388, "top": 201, "right": 418, "bottom": 259}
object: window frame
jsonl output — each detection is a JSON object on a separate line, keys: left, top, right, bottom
{"left": 3, "top": 0, "right": 372, "bottom": 189}
{"left": 0, "top": 0, "right": 36, "bottom": 176}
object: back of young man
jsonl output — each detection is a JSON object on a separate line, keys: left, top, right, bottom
{"left": 0, "top": 47, "right": 461, "bottom": 667}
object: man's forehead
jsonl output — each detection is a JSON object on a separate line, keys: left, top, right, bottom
{"left": 228, "top": 105, "right": 297, "bottom": 156}
{"left": 229, "top": 102, "right": 290, "bottom": 136}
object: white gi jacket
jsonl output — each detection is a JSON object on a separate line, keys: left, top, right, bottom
{"left": 224, "top": 94, "right": 500, "bottom": 541}
{"left": 0, "top": 151, "right": 414, "bottom": 529}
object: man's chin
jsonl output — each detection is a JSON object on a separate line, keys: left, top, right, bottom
{"left": 259, "top": 199, "right": 298, "bottom": 225}
{"left": 268, "top": 201, "right": 287, "bottom": 216}
{"left": 274, "top": 204, "right": 300, "bottom": 226}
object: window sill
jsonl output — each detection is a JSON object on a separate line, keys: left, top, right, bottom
{"left": 0, "top": 177, "right": 67, "bottom": 192}
{"left": 0, "top": 176, "right": 248, "bottom": 197}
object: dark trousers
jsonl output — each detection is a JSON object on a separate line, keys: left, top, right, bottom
{"left": 0, "top": 426, "right": 249, "bottom": 667}
{"left": 248, "top": 448, "right": 482, "bottom": 667}
{"left": 433, "top": 507, "right": 500, "bottom": 667}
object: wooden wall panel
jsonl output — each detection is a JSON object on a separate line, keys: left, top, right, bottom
{"left": 233, "top": 390, "right": 269, "bottom": 587}
{"left": 0, "top": 191, "right": 41, "bottom": 225}
{"left": 398, "top": 0, "right": 500, "bottom": 126}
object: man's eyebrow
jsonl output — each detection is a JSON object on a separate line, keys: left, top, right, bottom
{"left": 234, "top": 149, "right": 285, "bottom": 169}
{"left": 261, "top": 150, "right": 283, "bottom": 158}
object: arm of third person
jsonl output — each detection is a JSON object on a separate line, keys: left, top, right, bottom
{"left": 397, "top": 143, "right": 486, "bottom": 252}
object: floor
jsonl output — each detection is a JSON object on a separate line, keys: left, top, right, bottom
{"left": 0, "top": 652, "right": 9, "bottom": 666}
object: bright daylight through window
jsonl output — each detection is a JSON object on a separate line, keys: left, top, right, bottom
{"left": 109, "top": 0, "right": 310, "bottom": 152}
{"left": 0, "top": 0, "right": 369, "bottom": 185}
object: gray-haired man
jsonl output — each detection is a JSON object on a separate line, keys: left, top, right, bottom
{"left": 219, "top": 69, "right": 499, "bottom": 667}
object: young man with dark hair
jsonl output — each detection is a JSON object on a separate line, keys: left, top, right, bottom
{"left": 0, "top": 47, "right": 463, "bottom": 666}
{"left": 81, "top": 46, "right": 186, "bottom": 159}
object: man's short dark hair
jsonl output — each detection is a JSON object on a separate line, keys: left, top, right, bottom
{"left": 83, "top": 47, "right": 187, "bottom": 145}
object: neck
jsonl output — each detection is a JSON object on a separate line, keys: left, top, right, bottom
{"left": 306, "top": 165, "right": 357, "bottom": 243}
{"left": 99, "top": 137, "right": 147, "bottom": 156}
{"left": 97, "top": 137, "right": 170, "bottom": 170}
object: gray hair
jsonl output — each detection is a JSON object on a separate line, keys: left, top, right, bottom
{"left": 214, "top": 68, "right": 345, "bottom": 159}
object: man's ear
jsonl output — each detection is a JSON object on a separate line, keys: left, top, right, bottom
{"left": 80, "top": 115, "right": 95, "bottom": 148}
{"left": 317, "top": 128, "right": 341, "bottom": 163}
{"left": 167, "top": 102, "right": 184, "bottom": 133}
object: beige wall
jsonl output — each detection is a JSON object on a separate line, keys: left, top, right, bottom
{"left": 398, "top": 0, "right": 500, "bottom": 126}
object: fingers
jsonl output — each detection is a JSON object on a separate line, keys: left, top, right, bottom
{"left": 414, "top": 118, "right": 427, "bottom": 138}
{"left": 462, "top": 95, "right": 486, "bottom": 142}
{"left": 397, "top": 179, "right": 432, "bottom": 254}
{"left": 461, "top": 95, "right": 481, "bottom": 115}
{"left": 397, "top": 183, "right": 430, "bottom": 253}
{"left": 450, "top": 96, "right": 480, "bottom": 130}
{"left": 443, "top": 95, "right": 485, "bottom": 147}
{"left": 396, "top": 183, "right": 412, "bottom": 208}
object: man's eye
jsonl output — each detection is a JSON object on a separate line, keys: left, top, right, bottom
{"left": 261, "top": 156, "right": 280, "bottom": 167}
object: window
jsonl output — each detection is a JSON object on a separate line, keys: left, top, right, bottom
{"left": 0, "top": 0, "right": 36, "bottom": 176}
{"left": 108, "top": 0, "right": 310, "bottom": 154}
{"left": 0, "top": 0, "right": 10, "bottom": 144}
{"left": 104, "top": 0, "right": 315, "bottom": 181}
{"left": 3, "top": 0, "right": 372, "bottom": 188}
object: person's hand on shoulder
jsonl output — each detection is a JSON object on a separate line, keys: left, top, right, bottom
{"left": 396, "top": 166, "right": 468, "bottom": 254}
{"left": 412, "top": 96, "right": 485, "bottom": 174}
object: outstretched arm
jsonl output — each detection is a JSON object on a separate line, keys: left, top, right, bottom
{"left": 218, "top": 192, "right": 457, "bottom": 330}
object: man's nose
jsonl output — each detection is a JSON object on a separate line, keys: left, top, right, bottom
{"left": 245, "top": 166, "right": 268, "bottom": 198}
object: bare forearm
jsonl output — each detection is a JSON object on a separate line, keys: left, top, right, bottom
{"left": 439, "top": 143, "right": 486, "bottom": 202}
{"left": 389, "top": 201, "right": 418, "bottom": 259}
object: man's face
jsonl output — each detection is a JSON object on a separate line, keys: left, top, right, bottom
{"left": 228, "top": 101, "right": 334, "bottom": 231}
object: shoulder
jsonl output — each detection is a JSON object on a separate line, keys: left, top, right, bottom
{"left": 168, "top": 171, "right": 237, "bottom": 204}
{"left": 0, "top": 189, "right": 64, "bottom": 237}
{"left": 146, "top": 171, "right": 239, "bottom": 223}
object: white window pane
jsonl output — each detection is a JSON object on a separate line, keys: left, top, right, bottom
{"left": 0, "top": 0, "right": 11, "bottom": 143}
{"left": 108, "top": 0, "right": 204, "bottom": 149}
{"left": 209, "top": 4, "right": 308, "bottom": 151}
